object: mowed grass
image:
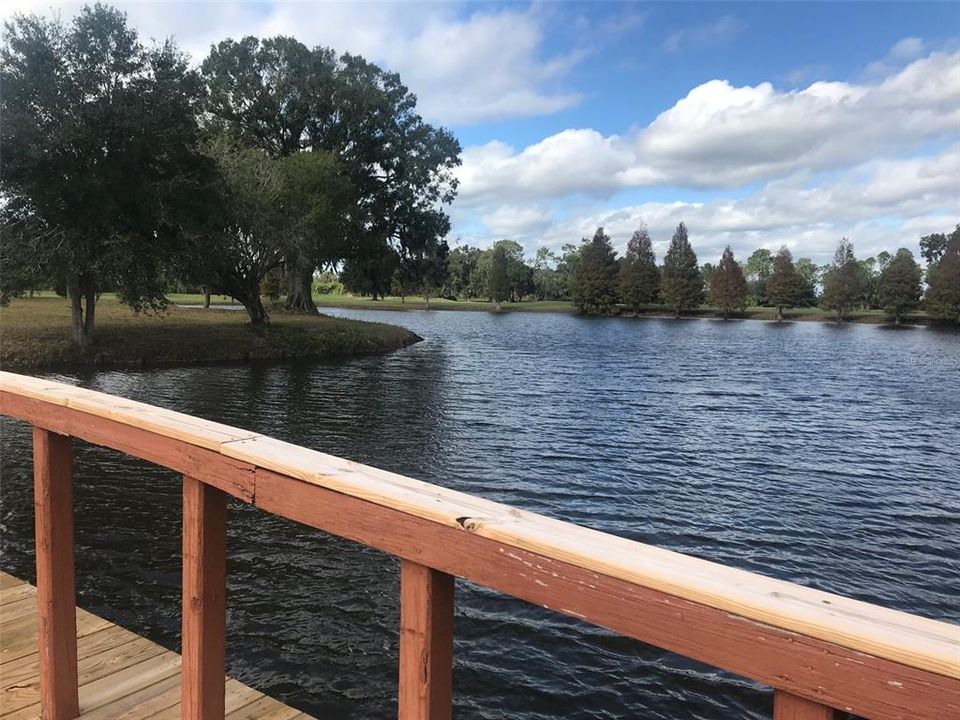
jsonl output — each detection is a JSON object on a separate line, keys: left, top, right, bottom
{"left": 0, "top": 295, "right": 421, "bottom": 370}
{"left": 170, "top": 291, "right": 919, "bottom": 325}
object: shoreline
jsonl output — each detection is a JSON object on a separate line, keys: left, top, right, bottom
{"left": 0, "top": 297, "right": 422, "bottom": 371}
{"left": 293, "top": 294, "right": 935, "bottom": 328}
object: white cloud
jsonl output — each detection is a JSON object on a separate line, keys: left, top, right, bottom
{"left": 456, "top": 49, "right": 960, "bottom": 200}
{"left": 865, "top": 36, "right": 930, "bottom": 77}
{"left": 480, "top": 204, "right": 553, "bottom": 238}
{"left": 457, "top": 144, "right": 960, "bottom": 266}
{"left": 1, "top": 1, "right": 581, "bottom": 126}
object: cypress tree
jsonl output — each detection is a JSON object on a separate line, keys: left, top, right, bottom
{"left": 661, "top": 222, "right": 704, "bottom": 318}
{"left": 766, "top": 246, "right": 804, "bottom": 321}
{"left": 821, "top": 238, "right": 862, "bottom": 322}
{"left": 708, "top": 246, "right": 749, "bottom": 319}
{"left": 618, "top": 225, "right": 661, "bottom": 314}
{"left": 572, "top": 227, "right": 619, "bottom": 314}
{"left": 876, "top": 248, "right": 922, "bottom": 324}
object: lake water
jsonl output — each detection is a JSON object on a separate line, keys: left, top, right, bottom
{"left": 2, "top": 309, "right": 958, "bottom": 719}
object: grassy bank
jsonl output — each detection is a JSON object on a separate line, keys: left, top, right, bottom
{"left": 170, "top": 292, "right": 924, "bottom": 325}
{"left": 0, "top": 296, "right": 421, "bottom": 370}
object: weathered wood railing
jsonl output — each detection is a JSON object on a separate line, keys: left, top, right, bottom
{"left": 0, "top": 370, "right": 957, "bottom": 720}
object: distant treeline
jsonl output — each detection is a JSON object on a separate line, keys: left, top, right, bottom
{"left": 341, "top": 224, "right": 960, "bottom": 324}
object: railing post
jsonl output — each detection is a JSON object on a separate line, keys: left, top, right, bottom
{"left": 398, "top": 560, "right": 454, "bottom": 720}
{"left": 774, "top": 690, "right": 843, "bottom": 719}
{"left": 182, "top": 475, "right": 227, "bottom": 720}
{"left": 33, "top": 428, "right": 79, "bottom": 720}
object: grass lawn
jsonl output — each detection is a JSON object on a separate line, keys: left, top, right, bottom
{"left": 166, "top": 292, "right": 923, "bottom": 325}
{"left": 0, "top": 295, "right": 421, "bottom": 370}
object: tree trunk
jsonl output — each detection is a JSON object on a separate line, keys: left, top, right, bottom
{"left": 674, "top": 307, "right": 680, "bottom": 319}
{"left": 83, "top": 277, "right": 96, "bottom": 341}
{"left": 776, "top": 306, "right": 783, "bottom": 322}
{"left": 68, "top": 274, "right": 96, "bottom": 349}
{"left": 236, "top": 281, "right": 268, "bottom": 326}
{"left": 203, "top": 288, "right": 211, "bottom": 309}
{"left": 425, "top": 294, "right": 431, "bottom": 310}
{"left": 895, "top": 311, "right": 902, "bottom": 325}
{"left": 242, "top": 295, "right": 268, "bottom": 326}
{"left": 69, "top": 287, "right": 85, "bottom": 348}
{"left": 285, "top": 262, "right": 319, "bottom": 314}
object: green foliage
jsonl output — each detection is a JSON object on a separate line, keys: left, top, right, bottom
{"left": 924, "top": 231, "right": 960, "bottom": 322}
{"left": 820, "top": 238, "right": 863, "bottom": 321}
{"left": 708, "top": 246, "right": 749, "bottom": 318}
{"left": 572, "top": 228, "right": 619, "bottom": 315}
{"left": 794, "top": 258, "right": 821, "bottom": 306}
{"left": 618, "top": 226, "right": 661, "bottom": 312}
{"left": 488, "top": 245, "right": 511, "bottom": 306}
{"left": 877, "top": 249, "right": 922, "bottom": 323}
{"left": 766, "top": 247, "right": 805, "bottom": 318}
{"left": 661, "top": 222, "right": 704, "bottom": 316}
{"left": 200, "top": 35, "right": 461, "bottom": 310}
{"left": 0, "top": 4, "right": 211, "bottom": 346}
{"left": 532, "top": 247, "right": 563, "bottom": 301}
{"left": 919, "top": 230, "right": 951, "bottom": 267}
{"left": 445, "top": 245, "right": 483, "bottom": 298}
{"left": 312, "top": 272, "right": 344, "bottom": 296}
{"left": 745, "top": 248, "right": 773, "bottom": 306}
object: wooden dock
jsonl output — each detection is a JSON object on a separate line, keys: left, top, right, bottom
{"left": 0, "top": 572, "right": 312, "bottom": 720}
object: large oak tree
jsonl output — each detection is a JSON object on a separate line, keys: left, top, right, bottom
{"left": 200, "top": 39, "right": 461, "bottom": 313}
{"left": 0, "top": 4, "right": 210, "bottom": 347}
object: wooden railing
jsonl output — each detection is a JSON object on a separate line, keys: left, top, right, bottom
{"left": 0, "top": 370, "right": 957, "bottom": 720}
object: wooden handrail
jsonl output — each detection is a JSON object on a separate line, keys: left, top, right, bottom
{"left": 1, "top": 370, "right": 957, "bottom": 720}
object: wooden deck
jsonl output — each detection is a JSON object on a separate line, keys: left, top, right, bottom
{"left": 0, "top": 572, "right": 312, "bottom": 720}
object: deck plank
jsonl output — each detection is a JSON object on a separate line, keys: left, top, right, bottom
{"left": 0, "top": 572, "right": 313, "bottom": 720}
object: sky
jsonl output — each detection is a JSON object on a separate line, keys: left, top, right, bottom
{"left": 5, "top": 1, "right": 959, "bottom": 265}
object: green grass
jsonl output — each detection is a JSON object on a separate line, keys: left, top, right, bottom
{"left": 0, "top": 295, "right": 421, "bottom": 370}
{"left": 186, "top": 292, "right": 919, "bottom": 325}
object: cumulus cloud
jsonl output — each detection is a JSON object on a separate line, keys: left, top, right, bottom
{"left": 1, "top": 1, "right": 581, "bottom": 126}
{"left": 456, "top": 49, "right": 960, "bottom": 200}
{"left": 458, "top": 144, "right": 960, "bottom": 265}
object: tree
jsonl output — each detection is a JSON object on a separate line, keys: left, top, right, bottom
{"left": 919, "top": 228, "right": 957, "bottom": 267}
{"left": 0, "top": 5, "right": 211, "bottom": 347}
{"left": 201, "top": 39, "right": 462, "bottom": 312}
{"left": 708, "top": 247, "right": 749, "bottom": 319}
{"left": 532, "top": 247, "right": 562, "bottom": 301}
{"left": 492, "top": 240, "right": 532, "bottom": 302}
{"left": 795, "top": 258, "right": 821, "bottom": 306}
{"left": 820, "top": 238, "right": 863, "bottom": 322}
{"left": 403, "top": 238, "right": 449, "bottom": 309}
{"left": 745, "top": 248, "right": 774, "bottom": 306}
{"left": 572, "top": 228, "right": 619, "bottom": 315}
{"left": 877, "top": 248, "right": 922, "bottom": 324}
{"left": 276, "top": 150, "right": 352, "bottom": 313}
{"left": 445, "top": 245, "right": 482, "bottom": 299}
{"left": 924, "top": 231, "right": 960, "bottom": 323}
{"left": 183, "top": 136, "right": 285, "bottom": 325}
{"left": 555, "top": 244, "right": 582, "bottom": 300}
{"left": 488, "top": 245, "right": 511, "bottom": 309}
{"left": 661, "top": 222, "right": 704, "bottom": 317}
{"left": 857, "top": 257, "right": 880, "bottom": 309}
{"left": 618, "top": 226, "right": 661, "bottom": 313}
{"left": 877, "top": 250, "right": 893, "bottom": 273}
{"left": 766, "top": 247, "right": 804, "bottom": 321}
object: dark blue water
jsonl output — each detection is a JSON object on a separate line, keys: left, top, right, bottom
{"left": 2, "top": 310, "right": 958, "bottom": 719}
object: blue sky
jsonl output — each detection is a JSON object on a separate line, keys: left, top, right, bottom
{"left": 7, "top": 1, "right": 959, "bottom": 264}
